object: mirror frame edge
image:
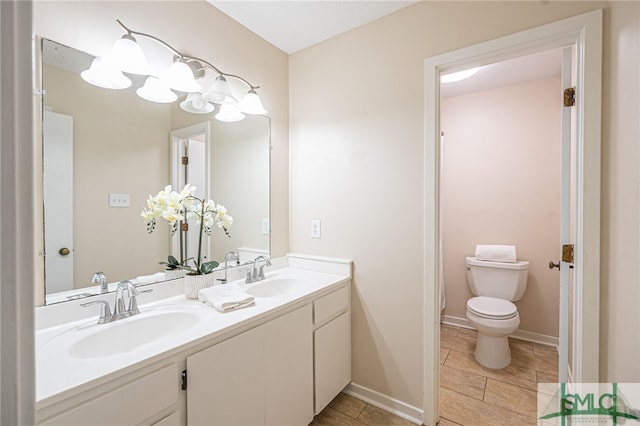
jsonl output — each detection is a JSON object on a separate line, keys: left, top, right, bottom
{"left": 34, "top": 35, "right": 46, "bottom": 307}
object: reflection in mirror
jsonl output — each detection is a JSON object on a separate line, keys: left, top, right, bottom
{"left": 41, "top": 38, "right": 270, "bottom": 304}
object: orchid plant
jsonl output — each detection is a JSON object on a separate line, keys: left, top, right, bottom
{"left": 141, "top": 184, "right": 232, "bottom": 275}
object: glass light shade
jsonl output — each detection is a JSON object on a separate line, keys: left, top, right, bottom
{"left": 215, "top": 102, "right": 245, "bottom": 122}
{"left": 440, "top": 67, "right": 480, "bottom": 83}
{"left": 163, "top": 60, "right": 202, "bottom": 93}
{"left": 180, "top": 93, "right": 215, "bottom": 114}
{"left": 80, "top": 57, "right": 132, "bottom": 90}
{"left": 203, "top": 75, "right": 232, "bottom": 103}
{"left": 239, "top": 90, "right": 267, "bottom": 114}
{"left": 106, "top": 35, "right": 151, "bottom": 75}
{"left": 136, "top": 76, "right": 177, "bottom": 103}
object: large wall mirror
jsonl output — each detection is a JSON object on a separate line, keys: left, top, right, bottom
{"left": 41, "top": 38, "right": 270, "bottom": 305}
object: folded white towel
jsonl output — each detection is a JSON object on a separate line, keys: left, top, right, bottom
{"left": 132, "top": 272, "right": 166, "bottom": 285}
{"left": 475, "top": 245, "right": 517, "bottom": 263}
{"left": 198, "top": 283, "right": 255, "bottom": 313}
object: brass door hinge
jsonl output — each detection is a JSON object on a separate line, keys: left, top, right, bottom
{"left": 564, "top": 87, "right": 576, "bottom": 107}
{"left": 182, "top": 156, "right": 189, "bottom": 165}
{"left": 562, "top": 244, "right": 574, "bottom": 263}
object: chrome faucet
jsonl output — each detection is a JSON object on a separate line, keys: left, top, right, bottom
{"left": 246, "top": 256, "right": 271, "bottom": 283}
{"left": 217, "top": 251, "right": 240, "bottom": 284}
{"left": 81, "top": 280, "right": 152, "bottom": 324}
{"left": 91, "top": 271, "right": 108, "bottom": 294}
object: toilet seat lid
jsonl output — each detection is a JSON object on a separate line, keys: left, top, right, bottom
{"left": 467, "top": 296, "right": 518, "bottom": 319}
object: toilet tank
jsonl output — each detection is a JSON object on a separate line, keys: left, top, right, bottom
{"left": 465, "top": 256, "right": 529, "bottom": 301}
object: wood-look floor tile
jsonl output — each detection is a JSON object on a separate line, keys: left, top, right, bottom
{"left": 356, "top": 404, "right": 413, "bottom": 425}
{"left": 510, "top": 344, "right": 558, "bottom": 376}
{"left": 310, "top": 406, "right": 367, "bottom": 426}
{"left": 440, "top": 334, "right": 476, "bottom": 354}
{"left": 441, "top": 324, "right": 460, "bottom": 336}
{"left": 441, "top": 348, "right": 450, "bottom": 365}
{"left": 440, "top": 387, "right": 536, "bottom": 426}
{"left": 533, "top": 343, "right": 557, "bottom": 358}
{"left": 440, "top": 364, "right": 486, "bottom": 400}
{"left": 536, "top": 371, "right": 559, "bottom": 385}
{"left": 444, "top": 350, "right": 538, "bottom": 391}
{"left": 484, "top": 378, "right": 538, "bottom": 418}
{"left": 509, "top": 338, "right": 534, "bottom": 355}
{"left": 328, "top": 392, "right": 366, "bottom": 419}
{"left": 456, "top": 327, "right": 477, "bottom": 341}
{"left": 437, "top": 417, "right": 463, "bottom": 425}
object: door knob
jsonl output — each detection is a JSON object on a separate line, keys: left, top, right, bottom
{"left": 548, "top": 260, "right": 560, "bottom": 270}
{"left": 58, "top": 247, "right": 71, "bottom": 256}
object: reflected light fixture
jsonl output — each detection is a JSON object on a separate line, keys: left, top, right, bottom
{"left": 441, "top": 67, "right": 480, "bottom": 83}
{"left": 80, "top": 19, "right": 267, "bottom": 121}
{"left": 203, "top": 75, "right": 232, "bottom": 104}
{"left": 180, "top": 93, "right": 214, "bottom": 114}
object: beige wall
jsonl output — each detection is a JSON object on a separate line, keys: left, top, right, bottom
{"left": 441, "top": 76, "right": 562, "bottom": 338}
{"left": 43, "top": 64, "right": 171, "bottom": 288}
{"left": 290, "top": 0, "right": 638, "bottom": 410}
{"left": 33, "top": 1, "right": 289, "bottom": 304}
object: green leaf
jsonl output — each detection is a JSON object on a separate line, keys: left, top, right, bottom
{"left": 199, "top": 260, "right": 219, "bottom": 275}
{"left": 167, "top": 255, "right": 179, "bottom": 266}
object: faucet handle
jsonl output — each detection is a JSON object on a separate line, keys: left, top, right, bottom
{"left": 128, "top": 288, "right": 152, "bottom": 315}
{"left": 80, "top": 300, "right": 112, "bottom": 324}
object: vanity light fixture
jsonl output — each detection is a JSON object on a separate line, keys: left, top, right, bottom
{"left": 80, "top": 19, "right": 267, "bottom": 121}
{"left": 105, "top": 33, "right": 151, "bottom": 75}
{"left": 136, "top": 76, "right": 178, "bottom": 103}
{"left": 215, "top": 102, "right": 245, "bottom": 123}
{"left": 80, "top": 57, "right": 132, "bottom": 89}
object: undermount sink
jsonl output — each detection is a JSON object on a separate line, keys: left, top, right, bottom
{"left": 69, "top": 310, "right": 200, "bottom": 358}
{"left": 245, "top": 278, "right": 305, "bottom": 298}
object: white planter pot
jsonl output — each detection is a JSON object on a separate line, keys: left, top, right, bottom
{"left": 184, "top": 273, "right": 216, "bottom": 299}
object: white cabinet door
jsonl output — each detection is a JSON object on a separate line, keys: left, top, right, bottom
{"left": 264, "top": 305, "right": 313, "bottom": 426}
{"left": 314, "top": 312, "right": 351, "bottom": 414}
{"left": 186, "top": 305, "right": 313, "bottom": 426}
{"left": 187, "top": 326, "right": 264, "bottom": 426}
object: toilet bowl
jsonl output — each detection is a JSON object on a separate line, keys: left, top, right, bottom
{"left": 464, "top": 256, "right": 529, "bottom": 369}
{"left": 466, "top": 296, "right": 520, "bottom": 369}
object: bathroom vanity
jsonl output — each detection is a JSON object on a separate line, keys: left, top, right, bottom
{"left": 35, "top": 255, "right": 352, "bottom": 426}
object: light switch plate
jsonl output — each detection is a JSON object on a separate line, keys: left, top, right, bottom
{"left": 311, "top": 219, "right": 321, "bottom": 239}
{"left": 109, "top": 193, "right": 130, "bottom": 208}
{"left": 262, "top": 218, "right": 270, "bottom": 235}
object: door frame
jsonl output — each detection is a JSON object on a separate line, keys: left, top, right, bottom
{"left": 170, "top": 121, "right": 212, "bottom": 265}
{"left": 423, "top": 10, "right": 602, "bottom": 425}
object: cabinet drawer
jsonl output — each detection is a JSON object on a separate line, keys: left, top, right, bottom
{"left": 40, "top": 363, "right": 178, "bottom": 426}
{"left": 313, "top": 286, "right": 348, "bottom": 325}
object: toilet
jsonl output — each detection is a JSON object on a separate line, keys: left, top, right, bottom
{"left": 465, "top": 256, "right": 529, "bottom": 369}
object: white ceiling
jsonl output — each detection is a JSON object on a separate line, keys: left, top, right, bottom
{"left": 207, "top": 0, "right": 417, "bottom": 54}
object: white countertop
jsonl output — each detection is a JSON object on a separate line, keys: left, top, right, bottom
{"left": 35, "top": 257, "right": 351, "bottom": 410}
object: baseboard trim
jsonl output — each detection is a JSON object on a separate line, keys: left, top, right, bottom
{"left": 343, "top": 383, "right": 423, "bottom": 425}
{"left": 442, "top": 315, "right": 559, "bottom": 348}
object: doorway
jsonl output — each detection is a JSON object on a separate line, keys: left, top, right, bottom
{"left": 423, "top": 10, "right": 602, "bottom": 426}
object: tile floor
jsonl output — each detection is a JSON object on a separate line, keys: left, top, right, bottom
{"left": 310, "top": 324, "right": 558, "bottom": 426}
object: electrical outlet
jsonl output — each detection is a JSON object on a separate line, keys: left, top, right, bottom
{"left": 109, "top": 193, "right": 130, "bottom": 208}
{"left": 262, "top": 218, "right": 270, "bottom": 235}
{"left": 311, "top": 219, "right": 321, "bottom": 239}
